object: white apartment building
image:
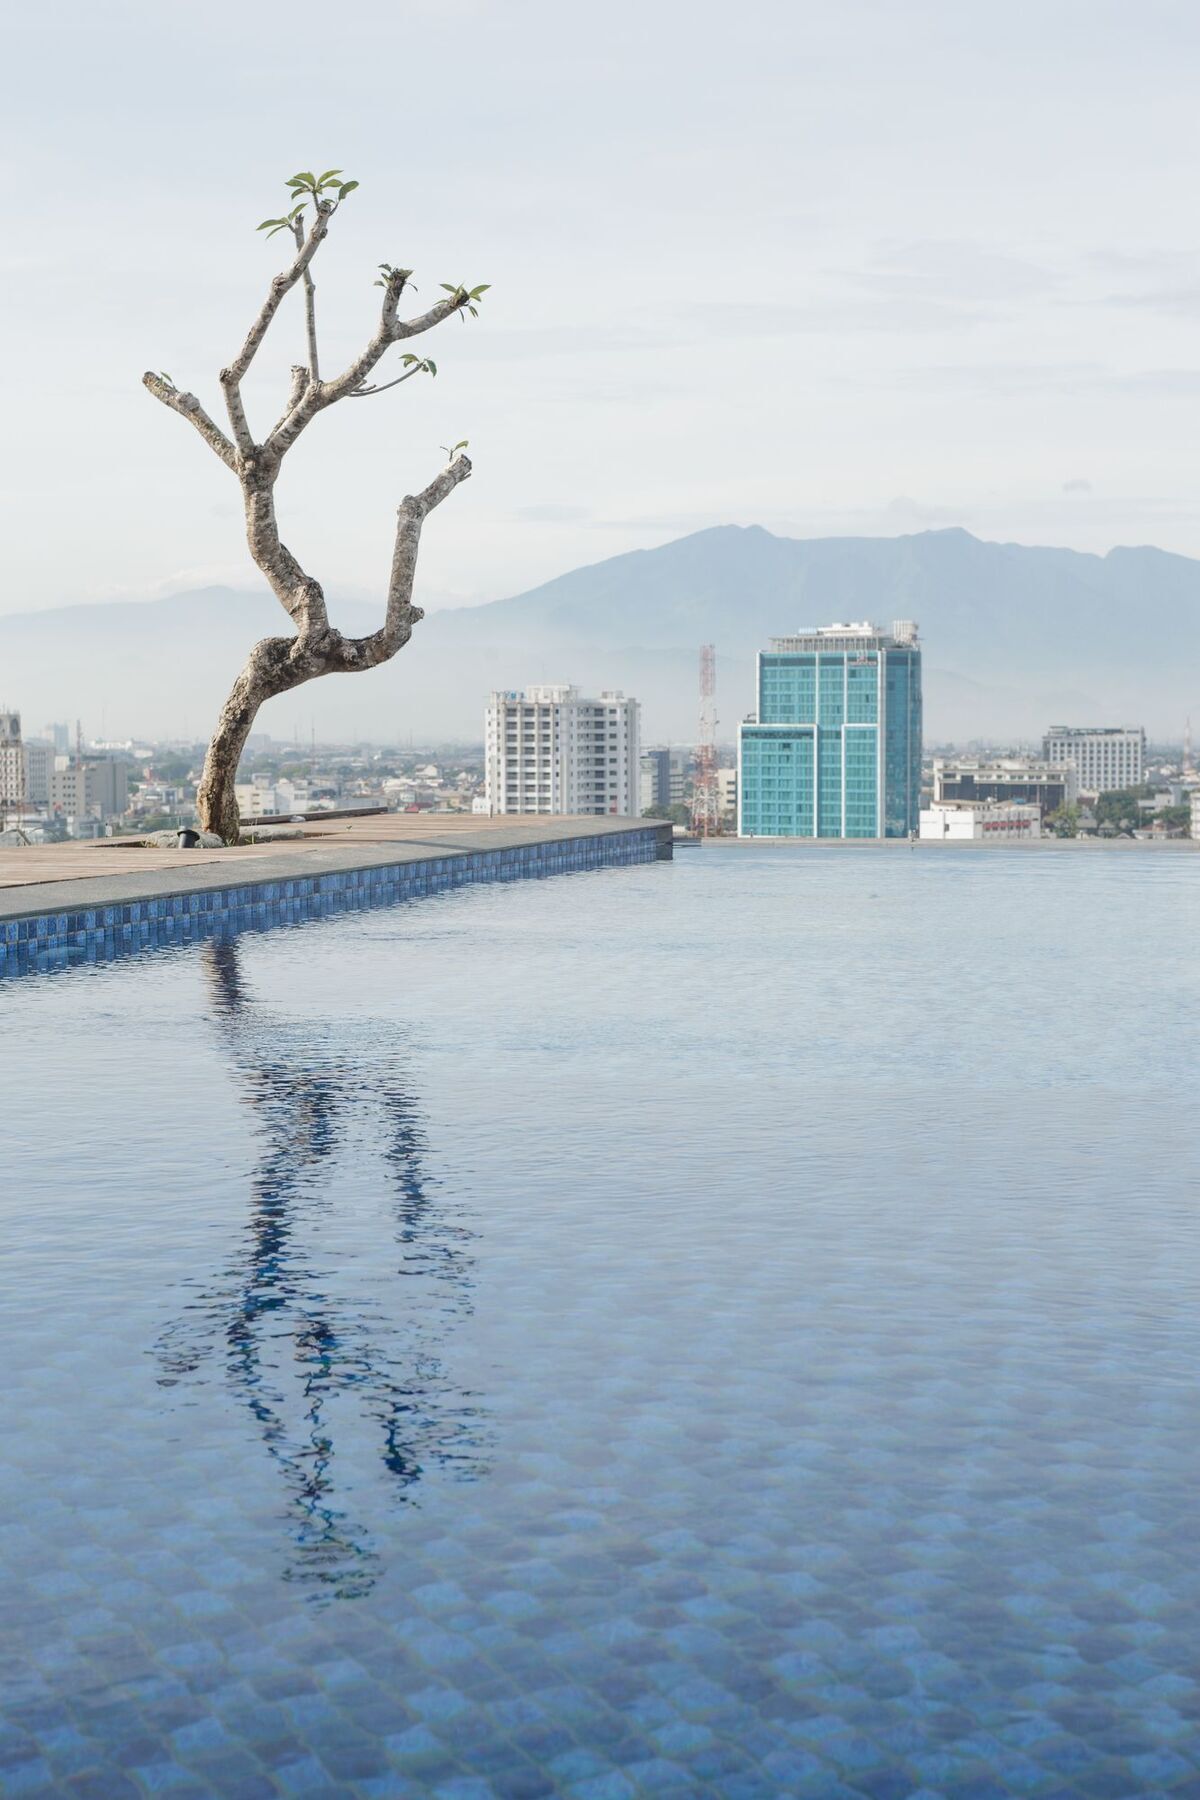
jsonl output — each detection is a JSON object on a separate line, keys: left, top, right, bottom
{"left": 485, "top": 685, "right": 640, "bottom": 816}
{"left": 1042, "top": 726, "right": 1144, "bottom": 794}
{"left": 920, "top": 800, "right": 1041, "bottom": 841}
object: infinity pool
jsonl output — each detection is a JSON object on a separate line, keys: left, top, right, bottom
{"left": 2, "top": 849, "right": 1198, "bottom": 1799}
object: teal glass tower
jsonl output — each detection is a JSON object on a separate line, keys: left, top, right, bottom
{"left": 738, "top": 622, "right": 922, "bottom": 838}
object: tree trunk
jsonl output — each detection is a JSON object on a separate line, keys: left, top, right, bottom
{"left": 196, "top": 637, "right": 300, "bottom": 842}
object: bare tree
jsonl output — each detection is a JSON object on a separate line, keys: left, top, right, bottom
{"left": 144, "top": 168, "right": 487, "bottom": 843}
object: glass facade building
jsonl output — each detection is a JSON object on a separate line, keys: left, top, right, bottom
{"left": 738, "top": 622, "right": 922, "bottom": 838}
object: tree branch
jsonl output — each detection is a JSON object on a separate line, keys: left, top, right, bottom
{"left": 292, "top": 217, "right": 320, "bottom": 380}
{"left": 347, "top": 363, "right": 428, "bottom": 399}
{"left": 240, "top": 461, "right": 329, "bottom": 639}
{"left": 268, "top": 280, "right": 461, "bottom": 457}
{"left": 268, "top": 365, "right": 311, "bottom": 440}
{"left": 335, "top": 455, "right": 472, "bottom": 670}
{"left": 141, "top": 373, "right": 238, "bottom": 471}
{"left": 228, "top": 203, "right": 332, "bottom": 383}
{"left": 219, "top": 200, "right": 334, "bottom": 457}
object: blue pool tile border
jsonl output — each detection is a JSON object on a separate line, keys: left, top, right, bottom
{"left": 0, "top": 826, "right": 668, "bottom": 978}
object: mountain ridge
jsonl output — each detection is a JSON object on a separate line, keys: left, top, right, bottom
{"left": 2, "top": 525, "right": 1191, "bottom": 742}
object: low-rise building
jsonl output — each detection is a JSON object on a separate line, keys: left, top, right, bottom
{"left": 933, "top": 757, "right": 1077, "bottom": 817}
{"left": 919, "top": 800, "right": 1041, "bottom": 841}
{"left": 233, "top": 778, "right": 311, "bottom": 817}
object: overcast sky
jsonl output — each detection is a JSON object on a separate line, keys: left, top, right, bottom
{"left": 4, "top": 0, "right": 1200, "bottom": 616}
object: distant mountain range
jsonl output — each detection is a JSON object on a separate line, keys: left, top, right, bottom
{"left": 2, "top": 525, "right": 1193, "bottom": 744}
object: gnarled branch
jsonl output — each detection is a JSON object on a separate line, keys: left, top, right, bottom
{"left": 268, "top": 283, "right": 461, "bottom": 457}
{"left": 268, "top": 365, "right": 311, "bottom": 440}
{"left": 141, "top": 374, "right": 238, "bottom": 471}
{"left": 337, "top": 455, "right": 473, "bottom": 669}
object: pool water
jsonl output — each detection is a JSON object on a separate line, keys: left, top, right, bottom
{"left": 2, "top": 848, "right": 1198, "bottom": 1799}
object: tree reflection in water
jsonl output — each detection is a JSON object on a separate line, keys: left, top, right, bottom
{"left": 156, "top": 937, "right": 490, "bottom": 1599}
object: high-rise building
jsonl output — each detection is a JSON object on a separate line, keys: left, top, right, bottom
{"left": 738, "top": 621, "right": 922, "bottom": 838}
{"left": 49, "top": 757, "right": 129, "bottom": 820}
{"left": 0, "top": 713, "right": 23, "bottom": 811}
{"left": 639, "top": 748, "right": 672, "bottom": 814}
{"left": 485, "top": 685, "right": 640, "bottom": 816}
{"left": 22, "top": 740, "right": 53, "bottom": 806}
{"left": 1042, "top": 726, "right": 1144, "bottom": 794}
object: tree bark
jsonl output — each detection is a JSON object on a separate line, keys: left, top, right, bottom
{"left": 196, "top": 636, "right": 300, "bottom": 840}
{"left": 194, "top": 456, "right": 471, "bottom": 842}
{"left": 144, "top": 191, "right": 480, "bottom": 844}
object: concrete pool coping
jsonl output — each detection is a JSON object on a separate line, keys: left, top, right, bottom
{"left": 0, "top": 814, "right": 673, "bottom": 927}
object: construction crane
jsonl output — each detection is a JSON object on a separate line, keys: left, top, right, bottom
{"left": 691, "top": 644, "right": 721, "bottom": 837}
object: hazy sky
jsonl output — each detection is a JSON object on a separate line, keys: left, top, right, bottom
{"left": 5, "top": 0, "right": 1200, "bottom": 615}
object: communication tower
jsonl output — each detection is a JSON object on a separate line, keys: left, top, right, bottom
{"left": 691, "top": 644, "right": 721, "bottom": 836}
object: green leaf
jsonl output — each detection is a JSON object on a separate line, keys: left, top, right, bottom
{"left": 424, "top": 359, "right": 437, "bottom": 377}
{"left": 401, "top": 353, "right": 418, "bottom": 365}
{"left": 257, "top": 218, "right": 284, "bottom": 230}
{"left": 290, "top": 170, "right": 316, "bottom": 185}
{"left": 468, "top": 283, "right": 491, "bottom": 298}
{"left": 317, "top": 168, "right": 342, "bottom": 183}
{"left": 337, "top": 179, "right": 359, "bottom": 198}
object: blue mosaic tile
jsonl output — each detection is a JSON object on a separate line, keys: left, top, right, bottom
{"left": 2, "top": 850, "right": 1199, "bottom": 1798}
{"left": 0, "top": 827, "right": 664, "bottom": 978}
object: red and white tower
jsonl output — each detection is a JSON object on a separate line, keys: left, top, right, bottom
{"left": 691, "top": 644, "right": 721, "bottom": 836}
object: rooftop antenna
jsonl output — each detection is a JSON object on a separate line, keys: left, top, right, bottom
{"left": 1184, "top": 716, "right": 1194, "bottom": 777}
